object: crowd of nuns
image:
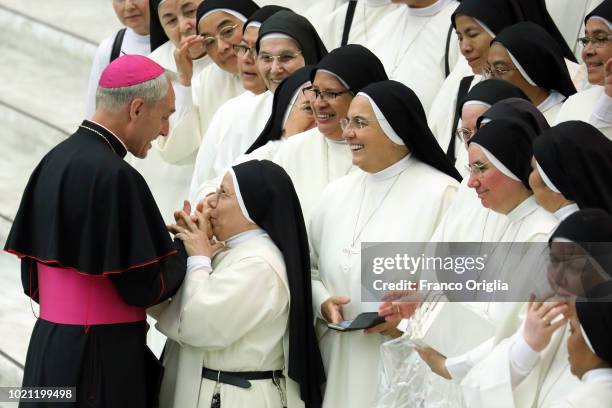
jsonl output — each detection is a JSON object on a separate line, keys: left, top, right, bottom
{"left": 86, "top": 0, "right": 612, "bottom": 407}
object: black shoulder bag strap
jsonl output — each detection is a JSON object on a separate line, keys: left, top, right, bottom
{"left": 444, "top": 24, "right": 454, "bottom": 78}
{"left": 341, "top": 0, "right": 359, "bottom": 46}
{"left": 447, "top": 75, "right": 474, "bottom": 163}
{"left": 110, "top": 28, "right": 127, "bottom": 63}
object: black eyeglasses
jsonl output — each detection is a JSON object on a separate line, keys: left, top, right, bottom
{"left": 233, "top": 44, "right": 256, "bottom": 57}
{"left": 200, "top": 24, "right": 240, "bottom": 51}
{"left": 302, "top": 86, "right": 352, "bottom": 101}
{"left": 578, "top": 34, "right": 612, "bottom": 48}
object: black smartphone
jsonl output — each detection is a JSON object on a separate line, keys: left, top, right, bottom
{"left": 327, "top": 312, "right": 386, "bottom": 331}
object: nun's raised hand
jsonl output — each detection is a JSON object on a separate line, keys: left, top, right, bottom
{"left": 168, "top": 210, "right": 223, "bottom": 257}
{"left": 416, "top": 347, "right": 452, "bottom": 380}
{"left": 523, "top": 294, "right": 568, "bottom": 352}
{"left": 605, "top": 58, "right": 612, "bottom": 98}
{"left": 378, "top": 290, "right": 422, "bottom": 321}
{"left": 174, "top": 35, "right": 204, "bottom": 86}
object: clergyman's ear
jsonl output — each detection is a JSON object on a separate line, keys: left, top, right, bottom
{"left": 128, "top": 98, "right": 146, "bottom": 120}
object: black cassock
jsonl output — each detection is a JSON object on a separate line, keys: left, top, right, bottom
{"left": 4, "top": 120, "right": 187, "bottom": 408}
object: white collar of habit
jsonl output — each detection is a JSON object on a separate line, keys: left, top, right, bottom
{"left": 507, "top": 194, "right": 538, "bottom": 224}
{"left": 369, "top": 153, "right": 413, "bottom": 181}
{"left": 225, "top": 228, "right": 266, "bottom": 249}
{"left": 407, "top": 0, "right": 454, "bottom": 17}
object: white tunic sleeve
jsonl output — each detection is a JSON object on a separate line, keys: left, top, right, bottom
{"left": 308, "top": 195, "right": 332, "bottom": 323}
{"left": 154, "top": 64, "right": 243, "bottom": 164}
{"left": 85, "top": 36, "right": 113, "bottom": 119}
{"left": 159, "top": 256, "right": 288, "bottom": 349}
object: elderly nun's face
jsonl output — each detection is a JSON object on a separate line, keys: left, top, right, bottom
{"left": 342, "top": 96, "right": 409, "bottom": 173}
{"left": 283, "top": 83, "right": 315, "bottom": 138}
{"left": 466, "top": 144, "right": 531, "bottom": 214}
{"left": 257, "top": 37, "right": 306, "bottom": 93}
{"left": 113, "top": 0, "right": 150, "bottom": 36}
{"left": 237, "top": 26, "right": 266, "bottom": 93}
{"left": 198, "top": 11, "right": 244, "bottom": 74}
{"left": 582, "top": 18, "right": 612, "bottom": 85}
{"left": 455, "top": 15, "right": 494, "bottom": 75}
{"left": 309, "top": 71, "right": 353, "bottom": 141}
{"left": 528, "top": 157, "right": 570, "bottom": 212}
{"left": 158, "top": 0, "right": 205, "bottom": 59}
{"left": 207, "top": 172, "right": 257, "bottom": 241}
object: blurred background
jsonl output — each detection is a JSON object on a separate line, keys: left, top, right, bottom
{"left": 0, "top": 1, "right": 122, "bottom": 404}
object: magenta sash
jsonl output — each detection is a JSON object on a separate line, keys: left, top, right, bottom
{"left": 38, "top": 263, "right": 145, "bottom": 325}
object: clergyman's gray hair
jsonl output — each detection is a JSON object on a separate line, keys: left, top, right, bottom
{"left": 95, "top": 70, "right": 177, "bottom": 113}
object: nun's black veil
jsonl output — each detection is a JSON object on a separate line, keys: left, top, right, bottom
{"left": 533, "top": 121, "right": 612, "bottom": 213}
{"left": 477, "top": 98, "right": 550, "bottom": 134}
{"left": 232, "top": 160, "right": 325, "bottom": 408}
{"left": 246, "top": 66, "right": 313, "bottom": 154}
{"left": 359, "top": 80, "right": 462, "bottom": 182}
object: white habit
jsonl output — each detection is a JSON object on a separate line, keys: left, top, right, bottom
{"left": 188, "top": 91, "right": 274, "bottom": 205}
{"left": 311, "top": 0, "right": 400, "bottom": 51}
{"left": 155, "top": 231, "right": 304, "bottom": 408}
{"left": 273, "top": 127, "right": 357, "bottom": 226}
{"left": 153, "top": 62, "right": 243, "bottom": 166}
{"left": 544, "top": 368, "right": 612, "bottom": 408}
{"left": 303, "top": 0, "right": 350, "bottom": 29}
{"left": 460, "top": 322, "right": 580, "bottom": 408}
{"left": 442, "top": 196, "right": 558, "bottom": 379}
{"left": 430, "top": 178, "right": 511, "bottom": 243}
{"left": 254, "top": 0, "right": 325, "bottom": 16}
{"left": 85, "top": 28, "right": 151, "bottom": 118}
{"left": 310, "top": 155, "right": 459, "bottom": 408}
{"left": 554, "top": 85, "right": 612, "bottom": 140}
{"left": 368, "top": 0, "right": 461, "bottom": 113}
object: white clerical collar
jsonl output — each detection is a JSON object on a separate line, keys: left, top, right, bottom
{"left": 88, "top": 120, "right": 128, "bottom": 152}
{"left": 225, "top": 228, "right": 266, "bottom": 248}
{"left": 325, "top": 136, "right": 348, "bottom": 145}
{"left": 369, "top": 153, "right": 413, "bottom": 181}
{"left": 507, "top": 195, "right": 538, "bottom": 223}
{"left": 537, "top": 90, "right": 565, "bottom": 113}
{"left": 582, "top": 368, "right": 612, "bottom": 384}
{"left": 554, "top": 203, "right": 579, "bottom": 221}
{"left": 407, "top": 0, "right": 453, "bottom": 17}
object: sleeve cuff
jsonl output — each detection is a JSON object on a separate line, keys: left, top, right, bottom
{"left": 510, "top": 334, "right": 540, "bottom": 375}
{"left": 174, "top": 83, "right": 194, "bottom": 109}
{"left": 187, "top": 255, "right": 212, "bottom": 275}
{"left": 591, "top": 92, "right": 612, "bottom": 127}
{"left": 445, "top": 354, "right": 471, "bottom": 381}
{"left": 311, "top": 279, "right": 330, "bottom": 322}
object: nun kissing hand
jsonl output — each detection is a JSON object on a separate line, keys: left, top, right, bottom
{"left": 168, "top": 209, "right": 224, "bottom": 258}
